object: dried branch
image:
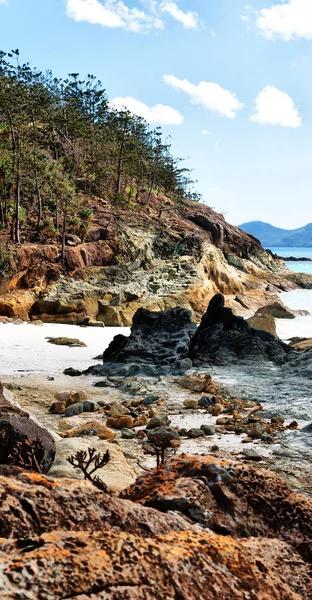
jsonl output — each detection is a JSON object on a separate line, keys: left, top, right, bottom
{"left": 9, "top": 437, "right": 44, "bottom": 473}
{"left": 67, "top": 447, "right": 110, "bottom": 493}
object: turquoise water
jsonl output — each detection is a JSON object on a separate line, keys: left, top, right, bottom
{"left": 269, "top": 247, "right": 312, "bottom": 275}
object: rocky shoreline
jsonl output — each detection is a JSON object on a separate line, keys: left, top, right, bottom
{"left": 1, "top": 293, "right": 312, "bottom": 597}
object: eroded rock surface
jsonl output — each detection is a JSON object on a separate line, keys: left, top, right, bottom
{"left": 189, "top": 294, "right": 292, "bottom": 365}
{"left": 90, "top": 306, "right": 196, "bottom": 376}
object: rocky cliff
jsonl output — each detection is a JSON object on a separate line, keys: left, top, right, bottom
{"left": 0, "top": 194, "right": 309, "bottom": 324}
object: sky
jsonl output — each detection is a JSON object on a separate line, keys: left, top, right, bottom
{"left": 0, "top": 0, "right": 312, "bottom": 228}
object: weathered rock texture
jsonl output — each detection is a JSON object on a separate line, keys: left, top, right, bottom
{"left": 0, "top": 383, "right": 56, "bottom": 474}
{"left": 0, "top": 195, "right": 305, "bottom": 325}
{"left": 96, "top": 306, "right": 196, "bottom": 376}
{"left": 0, "top": 456, "right": 311, "bottom": 599}
{"left": 189, "top": 293, "right": 292, "bottom": 365}
{"left": 123, "top": 454, "right": 312, "bottom": 561}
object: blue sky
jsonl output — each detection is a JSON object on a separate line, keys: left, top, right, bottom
{"left": 1, "top": 0, "right": 312, "bottom": 228}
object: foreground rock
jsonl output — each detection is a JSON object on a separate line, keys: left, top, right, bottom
{"left": 189, "top": 294, "right": 292, "bottom": 365}
{"left": 92, "top": 306, "right": 196, "bottom": 376}
{"left": 1, "top": 530, "right": 309, "bottom": 600}
{"left": 0, "top": 457, "right": 311, "bottom": 599}
{"left": 123, "top": 455, "right": 312, "bottom": 560}
{"left": 0, "top": 382, "right": 56, "bottom": 474}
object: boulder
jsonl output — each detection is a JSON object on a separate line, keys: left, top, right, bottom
{"left": 183, "top": 399, "right": 199, "bottom": 410}
{"left": 100, "top": 306, "right": 196, "bottom": 376}
{"left": 189, "top": 294, "right": 292, "bottom": 366}
{"left": 63, "top": 422, "right": 116, "bottom": 440}
{"left": 106, "top": 415, "right": 134, "bottom": 429}
{"left": 0, "top": 413, "right": 55, "bottom": 473}
{"left": 257, "top": 302, "right": 295, "bottom": 319}
{"left": 247, "top": 313, "right": 277, "bottom": 337}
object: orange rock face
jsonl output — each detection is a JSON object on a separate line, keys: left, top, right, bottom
{"left": 0, "top": 456, "right": 311, "bottom": 598}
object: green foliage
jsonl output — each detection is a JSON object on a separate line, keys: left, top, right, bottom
{"left": 0, "top": 49, "right": 201, "bottom": 246}
{"left": 0, "top": 244, "right": 11, "bottom": 272}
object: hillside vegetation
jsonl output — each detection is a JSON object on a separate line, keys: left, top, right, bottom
{"left": 0, "top": 49, "right": 200, "bottom": 260}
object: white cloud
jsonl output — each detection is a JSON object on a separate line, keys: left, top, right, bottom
{"left": 256, "top": 0, "right": 312, "bottom": 40}
{"left": 160, "top": 1, "right": 198, "bottom": 30}
{"left": 163, "top": 74, "right": 244, "bottom": 119}
{"left": 65, "top": 0, "right": 164, "bottom": 33}
{"left": 65, "top": 0, "right": 200, "bottom": 33}
{"left": 201, "top": 129, "right": 210, "bottom": 135}
{"left": 250, "top": 85, "right": 302, "bottom": 127}
{"left": 110, "top": 96, "right": 184, "bottom": 124}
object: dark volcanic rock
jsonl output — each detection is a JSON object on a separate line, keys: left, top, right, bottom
{"left": 0, "top": 413, "right": 56, "bottom": 474}
{"left": 189, "top": 293, "right": 292, "bottom": 366}
{"left": 100, "top": 306, "right": 196, "bottom": 376}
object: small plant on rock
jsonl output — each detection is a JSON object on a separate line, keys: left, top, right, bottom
{"left": 67, "top": 447, "right": 110, "bottom": 493}
{"left": 9, "top": 437, "right": 45, "bottom": 473}
{"left": 143, "top": 427, "right": 181, "bottom": 468}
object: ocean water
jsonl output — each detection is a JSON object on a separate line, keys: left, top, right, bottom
{"left": 270, "top": 247, "right": 312, "bottom": 275}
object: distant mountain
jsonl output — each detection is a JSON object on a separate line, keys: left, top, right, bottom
{"left": 239, "top": 221, "right": 312, "bottom": 248}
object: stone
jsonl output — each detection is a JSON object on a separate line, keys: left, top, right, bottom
{"left": 146, "top": 415, "right": 170, "bottom": 430}
{"left": 133, "top": 415, "right": 148, "bottom": 427}
{"left": 199, "top": 395, "right": 216, "bottom": 407}
{"left": 108, "top": 402, "right": 130, "bottom": 417}
{"left": 183, "top": 399, "right": 199, "bottom": 410}
{"left": 248, "top": 423, "right": 265, "bottom": 439}
{"left": 0, "top": 413, "right": 55, "bottom": 474}
{"left": 179, "top": 371, "right": 212, "bottom": 392}
{"left": 257, "top": 303, "right": 295, "bottom": 319}
{"left": 200, "top": 424, "right": 217, "bottom": 436}
{"left": 63, "top": 367, "right": 82, "bottom": 377}
{"left": 242, "top": 449, "right": 263, "bottom": 462}
{"left": 288, "top": 421, "right": 299, "bottom": 430}
{"left": 142, "top": 395, "right": 160, "bottom": 406}
{"left": 148, "top": 408, "right": 158, "bottom": 418}
{"left": 247, "top": 313, "right": 277, "bottom": 337}
{"left": 121, "top": 428, "right": 136, "bottom": 439}
{"left": 189, "top": 294, "right": 291, "bottom": 366}
{"left": 106, "top": 415, "right": 134, "bottom": 429}
{"left": 3, "top": 383, "right": 22, "bottom": 391}
{"left": 64, "top": 402, "right": 83, "bottom": 417}
{"left": 187, "top": 428, "right": 205, "bottom": 439}
{"left": 49, "top": 401, "right": 66, "bottom": 415}
{"left": 62, "top": 422, "right": 116, "bottom": 440}
{"left": 46, "top": 337, "right": 87, "bottom": 347}
{"left": 288, "top": 337, "right": 312, "bottom": 351}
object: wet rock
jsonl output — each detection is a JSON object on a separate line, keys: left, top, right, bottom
{"left": 199, "top": 395, "right": 216, "bottom": 407}
{"left": 100, "top": 306, "right": 196, "bottom": 376}
{"left": 46, "top": 337, "right": 87, "bottom": 347}
{"left": 0, "top": 413, "right": 55, "bottom": 474}
{"left": 179, "top": 371, "right": 213, "bottom": 392}
{"left": 247, "top": 313, "right": 277, "bottom": 337}
{"left": 121, "top": 428, "right": 136, "bottom": 439}
{"left": 63, "top": 422, "right": 116, "bottom": 440}
{"left": 258, "top": 303, "right": 295, "bottom": 319}
{"left": 63, "top": 367, "right": 82, "bottom": 377}
{"left": 200, "top": 424, "right": 217, "bottom": 436}
{"left": 108, "top": 402, "right": 130, "bottom": 417}
{"left": 106, "top": 415, "right": 134, "bottom": 429}
{"left": 64, "top": 400, "right": 99, "bottom": 417}
{"left": 183, "top": 399, "right": 199, "bottom": 410}
{"left": 187, "top": 428, "right": 205, "bottom": 439}
{"left": 242, "top": 449, "right": 263, "bottom": 462}
{"left": 49, "top": 401, "right": 66, "bottom": 414}
{"left": 146, "top": 415, "right": 170, "bottom": 430}
{"left": 142, "top": 395, "right": 160, "bottom": 405}
{"left": 189, "top": 294, "right": 291, "bottom": 366}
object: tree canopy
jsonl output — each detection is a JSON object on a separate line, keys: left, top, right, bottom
{"left": 0, "top": 49, "right": 201, "bottom": 253}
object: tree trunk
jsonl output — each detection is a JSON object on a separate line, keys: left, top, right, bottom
{"left": 15, "top": 137, "right": 21, "bottom": 245}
